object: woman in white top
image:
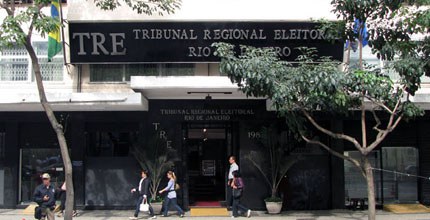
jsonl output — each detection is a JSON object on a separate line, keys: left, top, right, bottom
{"left": 158, "top": 171, "right": 184, "bottom": 218}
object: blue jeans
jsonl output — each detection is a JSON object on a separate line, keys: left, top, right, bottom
{"left": 134, "top": 196, "right": 154, "bottom": 217}
{"left": 232, "top": 197, "right": 249, "bottom": 217}
{"left": 162, "top": 197, "right": 184, "bottom": 216}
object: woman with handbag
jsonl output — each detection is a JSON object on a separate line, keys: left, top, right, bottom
{"left": 158, "top": 171, "right": 184, "bottom": 218}
{"left": 231, "top": 171, "right": 251, "bottom": 218}
{"left": 56, "top": 182, "right": 78, "bottom": 217}
{"left": 130, "top": 170, "right": 156, "bottom": 219}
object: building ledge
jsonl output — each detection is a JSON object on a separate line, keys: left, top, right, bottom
{"left": 0, "top": 92, "right": 147, "bottom": 111}
{"left": 131, "top": 76, "right": 263, "bottom": 100}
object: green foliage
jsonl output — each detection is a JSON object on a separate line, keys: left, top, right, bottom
{"left": 151, "top": 195, "right": 164, "bottom": 203}
{"left": 93, "top": 0, "right": 181, "bottom": 15}
{"left": 1, "top": 0, "right": 181, "bottom": 49}
{"left": 401, "top": 101, "right": 425, "bottom": 120}
{"left": 214, "top": 43, "right": 356, "bottom": 112}
{"left": 131, "top": 132, "right": 177, "bottom": 199}
{"left": 0, "top": 5, "right": 60, "bottom": 49}
{"left": 0, "top": 16, "right": 27, "bottom": 48}
{"left": 315, "top": 19, "right": 346, "bottom": 44}
{"left": 331, "top": 0, "right": 429, "bottom": 76}
{"left": 214, "top": 0, "right": 427, "bottom": 128}
{"left": 264, "top": 197, "right": 283, "bottom": 203}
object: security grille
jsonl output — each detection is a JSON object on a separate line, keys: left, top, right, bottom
{"left": 0, "top": 42, "right": 63, "bottom": 82}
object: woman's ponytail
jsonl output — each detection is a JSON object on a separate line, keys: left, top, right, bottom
{"left": 172, "top": 172, "right": 177, "bottom": 182}
{"left": 168, "top": 170, "right": 177, "bottom": 182}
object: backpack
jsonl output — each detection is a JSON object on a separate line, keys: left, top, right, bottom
{"left": 34, "top": 206, "right": 42, "bottom": 220}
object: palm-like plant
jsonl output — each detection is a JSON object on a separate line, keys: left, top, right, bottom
{"left": 131, "top": 134, "right": 177, "bottom": 200}
{"left": 245, "top": 126, "right": 301, "bottom": 201}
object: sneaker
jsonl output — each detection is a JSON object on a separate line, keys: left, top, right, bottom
{"left": 179, "top": 213, "right": 184, "bottom": 218}
{"left": 151, "top": 216, "right": 157, "bottom": 219}
{"left": 231, "top": 216, "right": 237, "bottom": 218}
{"left": 129, "top": 217, "right": 138, "bottom": 220}
{"left": 247, "top": 209, "right": 251, "bottom": 218}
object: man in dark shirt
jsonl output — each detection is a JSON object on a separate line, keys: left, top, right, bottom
{"left": 33, "top": 173, "right": 56, "bottom": 220}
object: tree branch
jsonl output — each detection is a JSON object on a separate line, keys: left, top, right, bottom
{"left": 0, "top": 2, "right": 14, "bottom": 16}
{"left": 27, "top": 5, "right": 43, "bottom": 42}
{"left": 301, "top": 135, "right": 362, "bottom": 170}
{"left": 301, "top": 110, "right": 363, "bottom": 152}
{"left": 361, "top": 98, "right": 367, "bottom": 148}
{"left": 365, "top": 114, "right": 403, "bottom": 154}
{"left": 371, "top": 109, "right": 382, "bottom": 132}
{"left": 365, "top": 95, "right": 394, "bottom": 114}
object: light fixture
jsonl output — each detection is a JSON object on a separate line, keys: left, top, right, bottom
{"left": 187, "top": 91, "right": 233, "bottom": 94}
{"left": 187, "top": 91, "right": 232, "bottom": 100}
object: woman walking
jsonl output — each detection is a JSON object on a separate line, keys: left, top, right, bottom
{"left": 231, "top": 171, "right": 251, "bottom": 218}
{"left": 158, "top": 171, "right": 184, "bottom": 218}
{"left": 56, "top": 182, "right": 78, "bottom": 217}
{"left": 130, "top": 169, "right": 156, "bottom": 219}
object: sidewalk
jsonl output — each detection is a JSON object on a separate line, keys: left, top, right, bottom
{"left": 1, "top": 209, "right": 430, "bottom": 220}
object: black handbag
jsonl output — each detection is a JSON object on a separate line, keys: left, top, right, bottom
{"left": 232, "top": 188, "right": 243, "bottom": 198}
{"left": 34, "top": 206, "right": 42, "bottom": 220}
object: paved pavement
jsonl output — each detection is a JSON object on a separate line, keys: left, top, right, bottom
{"left": 1, "top": 209, "right": 430, "bottom": 220}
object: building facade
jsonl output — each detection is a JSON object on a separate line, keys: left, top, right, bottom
{"left": 1, "top": 0, "right": 430, "bottom": 211}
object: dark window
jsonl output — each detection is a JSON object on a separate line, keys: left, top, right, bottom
{"left": 90, "top": 64, "right": 123, "bottom": 82}
{"left": 90, "top": 63, "right": 195, "bottom": 82}
{"left": 86, "top": 131, "right": 134, "bottom": 157}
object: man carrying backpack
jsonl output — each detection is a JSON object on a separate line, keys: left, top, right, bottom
{"left": 33, "top": 173, "right": 56, "bottom": 220}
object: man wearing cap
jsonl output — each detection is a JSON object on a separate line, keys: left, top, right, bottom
{"left": 33, "top": 173, "right": 56, "bottom": 220}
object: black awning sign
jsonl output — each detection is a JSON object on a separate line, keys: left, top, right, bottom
{"left": 68, "top": 22, "right": 344, "bottom": 63}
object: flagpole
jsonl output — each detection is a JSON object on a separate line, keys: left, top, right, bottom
{"left": 58, "top": 0, "right": 67, "bottom": 66}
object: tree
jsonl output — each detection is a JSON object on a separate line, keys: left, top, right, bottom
{"left": 213, "top": 1, "right": 428, "bottom": 220}
{"left": 0, "top": 1, "right": 180, "bottom": 219}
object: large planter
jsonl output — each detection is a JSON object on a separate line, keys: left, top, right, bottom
{"left": 152, "top": 202, "right": 163, "bottom": 215}
{"left": 265, "top": 201, "right": 283, "bottom": 214}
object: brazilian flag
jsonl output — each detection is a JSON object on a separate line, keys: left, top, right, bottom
{"left": 47, "top": 0, "right": 62, "bottom": 62}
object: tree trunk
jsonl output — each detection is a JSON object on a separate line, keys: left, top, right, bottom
{"left": 363, "top": 156, "right": 376, "bottom": 220}
{"left": 24, "top": 41, "right": 74, "bottom": 220}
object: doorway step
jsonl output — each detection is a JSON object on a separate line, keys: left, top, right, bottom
{"left": 193, "top": 201, "right": 222, "bottom": 207}
{"left": 383, "top": 204, "right": 430, "bottom": 214}
{"left": 22, "top": 203, "right": 37, "bottom": 215}
{"left": 190, "top": 207, "right": 229, "bottom": 217}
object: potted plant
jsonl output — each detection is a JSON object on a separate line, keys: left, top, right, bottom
{"left": 245, "top": 125, "right": 301, "bottom": 214}
{"left": 131, "top": 133, "right": 177, "bottom": 214}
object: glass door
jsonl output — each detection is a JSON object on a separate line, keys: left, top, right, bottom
{"left": 344, "top": 151, "right": 382, "bottom": 203}
{"left": 20, "top": 148, "right": 64, "bottom": 203}
{"left": 382, "top": 147, "right": 418, "bottom": 203}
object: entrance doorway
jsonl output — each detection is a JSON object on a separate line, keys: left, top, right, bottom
{"left": 184, "top": 123, "right": 232, "bottom": 207}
